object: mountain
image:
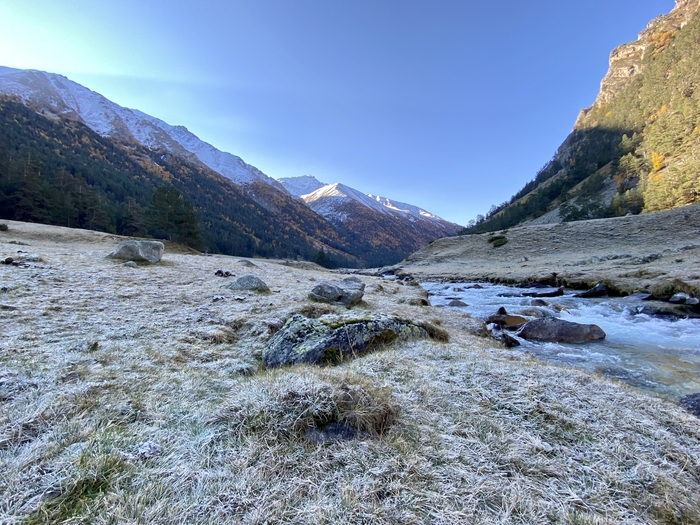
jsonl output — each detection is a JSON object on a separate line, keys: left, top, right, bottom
{"left": 279, "top": 175, "right": 458, "bottom": 228}
{"left": 0, "top": 66, "right": 286, "bottom": 192}
{"left": 0, "top": 67, "right": 458, "bottom": 266}
{"left": 278, "top": 175, "right": 327, "bottom": 197}
{"left": 277, "top": 176, "right": 461, "bottom": 264}
{"left": 465, "top": 0, "right": 700, "bottom": 234}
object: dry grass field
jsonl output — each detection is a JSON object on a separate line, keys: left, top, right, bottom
{"left": 1, "top": 220, "right": 700, "bottom": 524}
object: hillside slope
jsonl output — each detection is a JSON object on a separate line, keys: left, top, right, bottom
{"left": 467, "top": 0, "right": 700, "bottom": 233}
{"left": 393, "top": 203, "right": 700, "bottom": 297}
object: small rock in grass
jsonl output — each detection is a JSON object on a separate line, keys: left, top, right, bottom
{"left": 222, "top": 274, "right": 270, "bottom": 293}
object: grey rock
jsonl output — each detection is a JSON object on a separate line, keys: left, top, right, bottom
{"left": 237, "top": 259, "right": 258, "bottom": 267}
{"left": 679, "top": 393, "right": 700, "bottom": 417}
{"left": 669, "top": 293, "right": 691, "bottom": 304}
{"left": 447, "top": 299, "right": 468, "bottom": 307}
{"left": 262, "top": 314, "right": 433, "bottom": 368}
{"left": 522, "top": 287, "right": 564, "bottom": 298}
{"left": 309, "top": 277, "right": 365, "bottom": 306}
{"left": 636, "top": 304, "right": 700, "bottom": 320}
{"left": 575, "top": 283, "right": 608, "bottom": 298}
{"left": 530, "top": 299, "right": 549, "bottom": 307}
{"left": 687, "top": 297, "right": 700, "bottom": 306}
{"left": 122, "top": 261, "right": 138, "bottom": 268}
{"left": 491, "top": 330, "right": 521, "bottom": 348}
{"left": 627, "top": 293, "right": 653, "bottom": 301}
{"left": 108, "top": 240, "right": 164, "bottom": 263}
{"left": 222, "top": 274, "right": 270, "bottom": 293}
{"left": 517, "top": 318, "right": 606, "bottom": 344}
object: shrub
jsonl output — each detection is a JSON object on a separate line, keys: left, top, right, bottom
{"left": 488, "top": 235, "right": 508, "bottom": 248}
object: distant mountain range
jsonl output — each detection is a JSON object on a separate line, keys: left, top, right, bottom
{"left": 0, "top": 66, "right": 459, "bottom": 266}
{"left": 465, "top": 0, "right": 700, "bottom": 234}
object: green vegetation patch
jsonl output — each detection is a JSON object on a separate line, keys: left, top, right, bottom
{"left": 488, "top": 235, "right": 508, "bottom": 248}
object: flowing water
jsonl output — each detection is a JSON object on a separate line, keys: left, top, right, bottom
{"left": 422, "top": 281, "right": 700, "bottom": 400}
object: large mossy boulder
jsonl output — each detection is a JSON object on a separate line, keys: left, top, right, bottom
{"left": 263, "top": 314, "right": 438, "bottom": 368}
{"left": 108, "top": 240, "right": 164, "bottom": 263}
{"left": 517, "top": 318, "right": 605, "bottom": 344}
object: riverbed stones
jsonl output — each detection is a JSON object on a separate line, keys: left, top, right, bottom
{"left": 523, "top": 287, "right": 564, "bottom": 298}
{"left": 517, "top": 318, "right": 606, "bottom": 343}
{"left": 222, "top": 274, "right": 270, "bottom": 293}
{"left": 309, "top": 277, "right": 365, "bottom": 306}
{"left": 262, "top": 314, "right": 433, "bottom": 368}
{"left": 447, "top": 299, "right": 468, "bottom": 307}
{"left": 108, "top": 240, "right": 164, "bottom": 263}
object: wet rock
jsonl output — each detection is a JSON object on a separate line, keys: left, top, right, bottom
{"left": 669, "top": 293, "right": 692, "bottom": 304}
{"left": 486, "top": 313, "right": 528, "bottom": 330}
{"left": 215, "top": 269, "right": 234, "bottom": 277}
{"left": 0, "top": 304, "right": 18, "bottom": 311}
{"left": 523, "top": 287, "right": 564, "bottom": 298}
{"left": 636, "top": 304, "right": 700, "bottom": 320}
{"left": 491, "top": 330, "right": 521, "bottom": 348}
{"left": 0, "top": 223, "right": 7, "bottom": 231}
{"left": 447, "top": 299, "right": 468, "bottom": 307}
{"left": 309, "top": 277, "right": 365, "bottom": 306}
{"left": 679, "top": 393, "right": 700, "bottom": 417}
{"left": 108, "top": 240, "right": 164, "bottom": 263}
{"left": 223, "top": 274, "right": 270, "bottom": 293}
{"left": 530, "top": 299, "right": 549, "bottom": 307}
{"left": 262, "top": 314, "right": 434, "bottom": 368}
{"left": 575, "top": 283, "right": 608, "bottom": 298}
{"left": 687, "top": 297, "right": 700, "bottom": 306}
{"left": 519, "top": 308, "right": 546, "bottom": 318}
{"left": 2, "top": 257, "right": 13, "bottom": 265}
{"left": 468, "top": 284, "right": 484, "bottom": 289}
{"left": 517, "top": 318, "right": 606, "bottom": 344}
{"left": 627, "top": 293, "right": 653, "bottom": 301}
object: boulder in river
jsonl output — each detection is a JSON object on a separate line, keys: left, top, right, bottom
{"left": 486, "top": 311, "right": 528, "bottom": 330}
{"left": 575, "top": 283, "right": 608, "bottom": 298}
{"left": 517, "top": 318, "right": 605, "bottom": 344}
{"left": 309, "top": 277, "right": 365, "bottom": 306}
{"left": 522, "top": 287, "right": 564, "bottom": 298}
{"left": 108, "top": 240, "right": 164, "bottom": 263}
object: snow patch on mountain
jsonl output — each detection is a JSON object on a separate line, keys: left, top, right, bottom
{"left": 0, "top": 66, "right": 286, "bottom": 191}
{"left": 278, "top": 175, "right": 327, "bottom": 197}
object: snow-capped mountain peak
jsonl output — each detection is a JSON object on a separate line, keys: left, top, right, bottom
{"left": 277, "top": 175, "right": 327, "bottom": 197}
{"left": 0, "top": 66, "right": 287, "bottom": 192}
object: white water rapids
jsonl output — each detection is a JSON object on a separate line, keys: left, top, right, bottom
{"left": 422, "top": 281, "right": 700, "bottom": 400}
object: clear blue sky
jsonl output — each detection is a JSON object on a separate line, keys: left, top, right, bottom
{"left": 0, "top": 0, "right": 675, "bottom": 225}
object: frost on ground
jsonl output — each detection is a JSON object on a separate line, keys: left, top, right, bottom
{"left": 1, "top": 220, "right": 700, "bottom": 524}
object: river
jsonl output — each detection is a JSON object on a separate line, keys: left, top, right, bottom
{"left": 422, "top": 281, "right": 700, "bottom": 400}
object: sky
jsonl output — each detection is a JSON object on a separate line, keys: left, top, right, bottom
{"left": 0, "top": 0, "right": 676, "bottom": 226}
